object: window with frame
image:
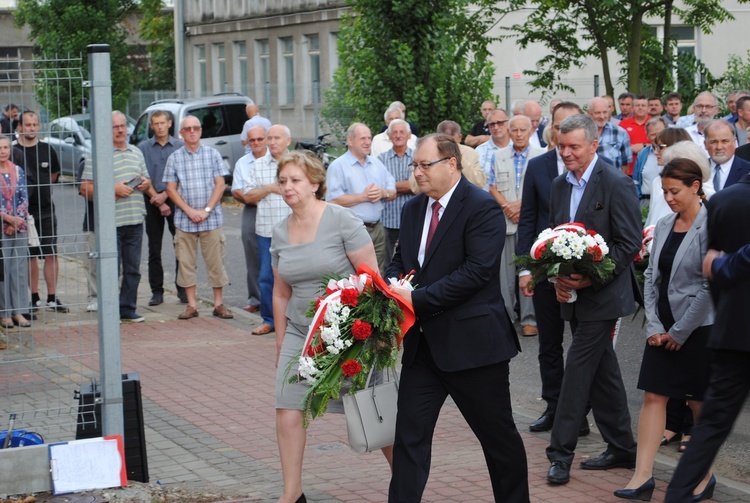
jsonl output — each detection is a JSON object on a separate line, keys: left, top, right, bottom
{"left": 195, "top": 44, "right": 207, "bottom": 96}
{"left": 213, "top": 43, "right": 226, "bottom": 93}
{"left": 0, "top": 47, "right": 19, "bottom": 82}
{"left": 280, "top": 37, "right": 295, "bottom": 105}
{"left": 306, "top": 34, "right": 321, "bottom": 105}
{"left": 256, "top": 39, "right": 270, "bottom": 105}
{"left": 234, "top": 41, "right": 248, "bottom": 95}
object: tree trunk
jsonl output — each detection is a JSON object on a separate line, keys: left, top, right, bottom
{"left": 654, "top": 0, "right": 673, "bottom": 96}
{"left": 627, "top": 10, "right": 644, "bottom": 93}
{"left": 582, "top": 0, "right": 615, "bottom": 96}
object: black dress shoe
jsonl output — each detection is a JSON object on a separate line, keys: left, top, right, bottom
{"left": 530, "top": 410, "right": 555, "bottom": 432}
{"left": 579, "top": 423, "right": 591, "bottom": 437}
{"left": 614, "top": 477, "right": 655, "bottom": 501}
{"left": 547, "top": 460, "right": 570, "bottom": 484}
{"left": 581, "top": 450, "right": 636, "bottom": 470}
{"left": 177, "top": 291, "right": 188, "bottom": 304}
{"left": 149, "top": 292, "right": 164, "bottom": 306}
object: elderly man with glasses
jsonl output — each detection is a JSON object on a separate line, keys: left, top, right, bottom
{"left": 81, "top": 111, "right": 159, "bottom": 323}
{"left": 163, "top": 115, "right": 233, "bottom": 321}
{"left": 476, "top": 108, "right": 512, "bottom": 191}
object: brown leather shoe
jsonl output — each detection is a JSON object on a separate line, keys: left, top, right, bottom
{"left": 178, "top": 306, "right": 199, "bottom": 320}
{"left": 213, "top": 304, "right": 234, "bottom": 319}
{"left": 251, "top": 323, "right": 274, "bottom": 335}
{"left": 242, "top": 304, "right": 260, "bottom": 313}
{"left": 522, "top": 324, "right": 538, "bottom": 336}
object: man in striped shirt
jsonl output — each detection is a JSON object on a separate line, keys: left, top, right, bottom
{"left": 81, "top": 111, "right": 159, "bottom": 323}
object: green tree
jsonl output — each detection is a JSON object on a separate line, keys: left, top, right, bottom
{"left": 14, "top": 0, "right": 139, "bottom": 118}
{"left": 137, "top": 0, "right": 175, "bottom": 90}
{"left": 323, "top": 0, "right": 500, "bottom": 137}
{"left": 501, "top": 0, "right": 744, "bottom": 97}
{"left": 714, "top": 51, "right": 750, "bottom": 113}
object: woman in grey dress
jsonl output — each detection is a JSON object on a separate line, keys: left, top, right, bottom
{"left": 271, "top": 151, "right": 392, "bottom": 503}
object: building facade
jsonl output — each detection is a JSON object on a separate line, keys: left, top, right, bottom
{"left": 180, "top": 0, "right": 346, "bottom": 140}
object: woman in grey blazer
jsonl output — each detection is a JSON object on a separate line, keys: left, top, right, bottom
{"left": 615, "top": 159, "right": 715, "bottom": 501}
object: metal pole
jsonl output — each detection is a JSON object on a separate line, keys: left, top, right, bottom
{"left": 86, "top": 44, "right": 123, "bottom": 438}
{"left": 505, "top": 76, "right": 510, "bottom": 113}
{"left": 174, "top": 0, "right": 186, "bottom": 96}
{"left": 313, "top": 80, "right": 319, "bottom": 140}
{"left": 594, "top": 75, "right": 600, "bottom": 97}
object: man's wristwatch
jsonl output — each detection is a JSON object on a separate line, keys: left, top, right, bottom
{"left": 204, "top": 206, "right": 212, "bottom": 214}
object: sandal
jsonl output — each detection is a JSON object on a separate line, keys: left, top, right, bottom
{"left": 251, "top": 323, "right": 274, "bottom": 335}
{"left": 1, "top": 318, "right": 13, "bottom": 329}
{"left": 660, "top": 432, "right": 682, "bottom": 446}
{"left": 13, "top": 315, "right": 30, "bottom": 328}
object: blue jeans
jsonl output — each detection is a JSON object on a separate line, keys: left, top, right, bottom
{"left": 257, "top": 234, "right": 274, "bottom": 326}
{"left": 117, "top": 223, "right": 143, "bottom": 316}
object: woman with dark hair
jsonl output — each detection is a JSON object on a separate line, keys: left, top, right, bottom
{"left": 270, "top": 151, "right": 392, "bottom": 503}
{"left": 615, "top": 158, "right": 715, "bottom": 501}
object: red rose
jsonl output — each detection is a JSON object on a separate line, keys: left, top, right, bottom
{"left": 588, "top": 245, "right": 603, "bottom": 262}
{"left": 341, "top": 359, "right": 362, "bottom": 377}
{"left": 340, "top": 288, "right": 359, "bottom": 307}
{"left": 587, "top": 229, "right": 598, "bottom": 237}
{"left": 352, "top": 319, "right": 373, "bottom": 340}
{"left": 534, "top": 243, "right": 548, "bottom": 260}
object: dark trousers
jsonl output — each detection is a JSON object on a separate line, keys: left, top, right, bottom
{"left": 241, "top": 205, "right": 261, "bottom": 306}
{"left": 532, "top": 280, "right": 565, "bottom": 411}
{"left": 385, "top": 227, "right": 400, "bottom": 269}
{"left": 546, "top": 317, "right": 635, "bottom": 465}
{"left": 144, "top": 197, "right": 183, "bottom": 297}
{"left": 117, "top": 223, "right": 143, "bottom": 316}
{"left": 389, "top": 335, "right": 529, "bottom": 503}
{"left": 665, "top": 350, "right": 750, "bottom": 502}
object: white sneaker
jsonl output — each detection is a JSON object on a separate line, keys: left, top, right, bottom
{"left": 86, "top": 301, "right": 98, "bottom": 312}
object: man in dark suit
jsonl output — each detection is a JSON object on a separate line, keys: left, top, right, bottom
{"left": 737, "top": 141, "right": 750, "bottom": 162}
{"left": 545, "top": 114, "right": 641, "bottom": 485}
{"left": 664, "top": 174, "right": 750, "bottom": 502}
{"left": 517, "top": 102, "right": 582, "bottom": 433}
{"left": 387, "top": 133, "right": 528, "bottom": 503}
{"left": 705, "top": 119, "right": 750, "bottom": 191}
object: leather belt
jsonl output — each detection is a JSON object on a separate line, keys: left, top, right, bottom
{"left": 363, "top": 221, "right": 380, "bottom": 228}
{"left": 640, "top": 195, "right": 650, "bottom": 200}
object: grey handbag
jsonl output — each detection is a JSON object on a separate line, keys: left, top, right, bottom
{"left": 342, "top": 366, "right": 399, "bottom": 453}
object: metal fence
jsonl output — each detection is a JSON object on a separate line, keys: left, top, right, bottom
{"left": 0, "top": 55, "right": 101, "bottom": 443}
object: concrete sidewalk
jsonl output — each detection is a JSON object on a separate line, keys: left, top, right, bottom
{"left": 7, "top": 273, "right": 750, "bottom": 502}
{"left": 104, "top": 287, "right": 750, "bottom": 502}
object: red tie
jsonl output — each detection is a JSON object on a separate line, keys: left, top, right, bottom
{"left": 425, "top": 201, "right": 441, "bottom": 252}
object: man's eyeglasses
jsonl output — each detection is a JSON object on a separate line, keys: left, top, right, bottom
{"left": 488, "top": 120, "right": 509, "bottom": 128}
{"left": 694, "top": 104, "right": 717, "bottom": 111}
{"left": 409, "top": 157, "right": 450, "bottom": 172}
{"left": 112, "top": 124, "right": 127, "bottom": 130}
{"left": 181, "top": 125, "right": 202, "bottom": 133}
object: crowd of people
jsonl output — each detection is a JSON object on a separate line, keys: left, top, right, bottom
{"left": 2, "top": 86, "right": 750, "bottom": 502}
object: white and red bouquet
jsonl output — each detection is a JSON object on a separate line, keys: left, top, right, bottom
{"left": 634, "top": 224, "right": 656, "bottom": 263}
{"left": 514, "top": 223, "right": 616, "bottom": 293}
{"left": 288, "top": 264, "right": 415, "bottom": 425}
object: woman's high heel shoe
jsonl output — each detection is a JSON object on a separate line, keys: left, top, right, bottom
{"left": 295, "top": 494, "right": 306, "bottom": 503}
{"left": 614, "top": 477, "right": 655, "bottom": 501}
{"left": 693, "top": 474, "right": 715, "bottom": 502}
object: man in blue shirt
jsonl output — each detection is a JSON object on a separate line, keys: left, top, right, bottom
{"left": 326, "top": 122, "right": 396, "bottom": 274}
{"left": 378, "top": 119, "right": 414, "bottom": 268}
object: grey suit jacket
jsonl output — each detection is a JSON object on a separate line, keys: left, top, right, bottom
{"left": 493, "top": 145, "right": 546, "bottom": 234}
{"left": 644, "top": 205, "right": 714, "bottom": 345}
{"left": 549, "top": 158, "right": 642, "bottom": 321}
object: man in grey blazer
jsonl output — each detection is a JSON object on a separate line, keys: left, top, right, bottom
{"left": 545, "top": 114, "right": 641, "bottom": 485}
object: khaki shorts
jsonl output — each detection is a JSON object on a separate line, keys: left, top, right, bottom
{"left": 174, "top": 227, "right": 229, "bottom": 288}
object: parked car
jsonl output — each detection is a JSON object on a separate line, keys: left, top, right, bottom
{"left": 130, "top": 93, "right": 252, "bottom": 180}
{"left": 44, "top": 113, "right": 136, "bottom": 176}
